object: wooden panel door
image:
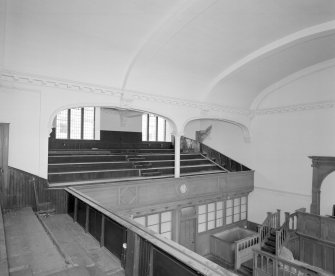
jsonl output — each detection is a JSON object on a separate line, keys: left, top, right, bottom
{"left": 0, "top": 124, "right": 9, "bottom": 207}
{"left": 179, "top": 219, "right": 196, "bottom": 251}
{"left": 179, "top": 206, "right": 196, "bottom": 251}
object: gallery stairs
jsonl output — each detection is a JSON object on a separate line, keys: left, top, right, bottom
{"left": 48, "top": 146, "right": 225, "bottom": 185}
{"left": 261, "top": 229, "right": 276, "bottom": 255}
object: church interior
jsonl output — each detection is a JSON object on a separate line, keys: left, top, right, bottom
{"left": 0, "top": 1, "right": 335, "bottom": 275}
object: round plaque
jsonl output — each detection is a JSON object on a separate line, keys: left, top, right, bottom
{"left": 179, "top": 184, "right": 187, "bottom": 194}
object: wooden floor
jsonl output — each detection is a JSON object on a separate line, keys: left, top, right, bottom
{"left": 40, "top": 214, "right": 124, "bottom": 276}
{"left": 3, "top": 207, "right": 124, "bottom": 276}
{"left": 4, "top": 207, "right": 67, "bottom": 276}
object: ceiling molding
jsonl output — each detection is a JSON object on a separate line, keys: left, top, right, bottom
{"left": 253, "top": 100, "right": 335, "bottom": 117}
{"left": 0, "top": 69, "right": 248, "bottom": 116}
{"left": 206, "top": 20, "right": 335, "bottom": 97}
{"left": 3, "top": 70, "right": 331, "bottom": 120}
{"left": 250, "top": 59, "right": 335, "bottom": 110}
{"left": 121, "top": 0, "right": 218, "bottom": 90}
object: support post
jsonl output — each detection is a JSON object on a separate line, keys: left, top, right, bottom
{"left": 85, "top": 205, "right": 89, "bottom": 233}
{"left": 275, "top": 230, "right": 279, "bottom": 256}
{"left": 234, "top": 241, "right": 239, "bottom": 270}
{"left": 132, "top": 234, "right": 141, "bottom": 276}
{"left": 74, "top": 198, "right": 78, "bottom": 222}
{"left": 276, "top": 209, "right": 281, "bottom": 228}
{"left": 174, "top": 134, "right": 181, "bottom": 178}
{"left": 284, "top": 212, "right": 290, "bottom": 223}
{"left": 100, "top": 215, "right": 105, "bottom": 247}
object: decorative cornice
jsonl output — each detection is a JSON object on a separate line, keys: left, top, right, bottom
{"left": 253, "top": 100, "right": 335, "bottom": 116}
{"left": 309, "top": 156, "right": 335, "bottom": 168}
{"left": 0, "top": 71, "right": 123, "bottom": 97}
{"left": 0, "top": 70, "right": 249, "bottom": 116}
{"left": 2, "top": 70, "right": 333, "bottom": 118}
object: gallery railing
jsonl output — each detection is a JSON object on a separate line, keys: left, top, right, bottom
{"left": 235, "top": 234, "right": 260, "bottom": 270}
{"left": 180, "top": 136, "right": 251, "bottom": 172}
{"left": 253, "top": 249, "right": 329, "bottom": 276}
{"left": 66, "top": 188, "right": 236, "bottom": 276}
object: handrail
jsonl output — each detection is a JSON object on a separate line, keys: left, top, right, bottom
{"left": 254, "top": 249, "right": 332, "bottom": 276}
{"left": 275, "top": 210, "right": 300, "bottom": 256}
{"left": 180, "top": 136, "right": 200, "bottom": 153}
{"left": 67, "top": 187, "right": 235, "bottom": 276}
{"left": 200, "top": 143, "right": 251, "bottom": 172}
{"left": 258, "top": 209, "right": 281, "bottom": 246}
{"left": 234, "top": 233, "right": 260, "bottom": 270}
{"left": 180, "top": 136, "right": 251, "bottom": 172}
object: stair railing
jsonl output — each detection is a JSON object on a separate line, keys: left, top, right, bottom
{"left": 180, "top": 136, "right": 251, "bottom": 172}
{"left": 234, "top": 233, "right": 260, "bottom": 270}
{"left": 258, "top": 209, "right": 281, "bottom": 246}
{"left": 275, "top": 209, "right": 302, "bottom": 256}
{"left": 180, "top": 136, "right": 200, "bottom": 153}
{"left": 253, "top": 249, "right": 328, "bottom": 276}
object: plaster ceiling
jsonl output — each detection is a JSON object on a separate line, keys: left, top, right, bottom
{"left": 2, "top": 0, "right": 335, "bottom": 110}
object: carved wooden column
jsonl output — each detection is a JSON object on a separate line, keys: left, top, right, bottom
{"left": 309, "top": 156, "right": 335, "bottom": 215}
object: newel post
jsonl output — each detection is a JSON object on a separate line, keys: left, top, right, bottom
{"left": 284, "top": 212, "right": 290, "bottom": 222}
{"left": 284, "top": 212, "right": 290, "bottom": 229}
{"left": 276, "top": 209, "right": 281, "bottom": 228}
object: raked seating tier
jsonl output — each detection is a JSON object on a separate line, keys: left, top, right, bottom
{"left": 48, "top": 147, "right": 225, "bottom": 185}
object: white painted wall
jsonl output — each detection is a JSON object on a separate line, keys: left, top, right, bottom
{"left": 0, "top": 0, "right": 6, "bottom": 69}
{"left": 1, "top": 59, "right": 334, "bottom": 224}
{"left": 257, "top": 65, "right": 335, "bottom": 108}
{"left": 184, "top": 66, "right": 335, "bottom": 223}
{"left": 100, "top": 108, "right": 142, "bottom": 132}
{"left": 0, "top": 80, "right": 195, "bottom": 179}
{"left": 183, "top": 120, "right": 200, "bottom": 139}
{"left": 0, "top": 88, "right": 41, "bottom": 174}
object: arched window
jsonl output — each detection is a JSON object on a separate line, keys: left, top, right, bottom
{"left": 142, "top": 114, "right": 171, "bottom": 142}
{"left": 56, "top": 107, "right": 96, "bottom": 140}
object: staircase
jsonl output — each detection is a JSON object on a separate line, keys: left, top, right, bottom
{"left": 261, "top": 229, "right": 276, "bottom": 255}
{"left": 254, "top": 209, "right": 334, "bottom": 276}
{"left": 258, "top": 209, "right": 281, "bottom": 256}
{"left": 259, "top": 210, "right": 299, "bottom": 257}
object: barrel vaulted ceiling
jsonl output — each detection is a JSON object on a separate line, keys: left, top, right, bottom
{"left": 2, "top": 0, "right": 335, "bottom": 111}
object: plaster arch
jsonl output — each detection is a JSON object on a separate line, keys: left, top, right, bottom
{"left": 206, "top": 20, "right": 335, "bottom": 97}
{"left": 250, "top": 58, "right": 335, "bottom": 110}
{"left": 182, "top": 117, "right": 251, "bottom": 143}
{"left": 47, "top": 104, "right": 179, "bottom": 137}
{"left": 121, "top": 0, "right": 217, "bottom": 90}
